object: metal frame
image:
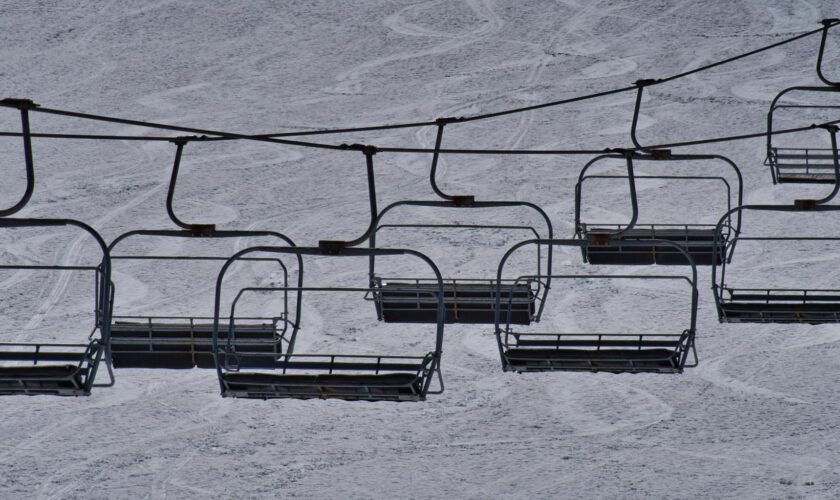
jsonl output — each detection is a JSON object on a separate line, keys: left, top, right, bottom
{"left": 0, "top": 99, "right": 36, "bottom": 218}
{"left": 574, "top": 151, "right": 743, "bottom": 265}
{"left": 817, "top": 19, "right": 840, "bottom": 88}
{"left": 369, "top": 201, "right": 554, "bottom": 324}
{"left": 108, "top": 229, "right": 302, "bottom": 368}
{"left": 713, "top": 205, "right": 840, "bottom": 323}
{"left": 0, "top": 218, "right": 113, "bottom": 395}
{"left": 366, "top": 122, "right": 554, "bottom": 324}
{"left": 494, "top": 238, "right": 699, "bottom": 373}
{"left": 211, "top": 245, "right": 446, "bottom": 401}
{"left": 714, "top": 127, "right": 840, "bottom": 323}
{"left": 107, "top": 139, "right": 303, "bottom": 368}
{"left": 765, "top": 87, "right": 840, "bottom": 184}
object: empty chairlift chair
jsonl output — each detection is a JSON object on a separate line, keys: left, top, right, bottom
{"left": 0, "top": 219, "right": 114, "bottom": 395}
{"left": 108, "top": 229, "right": 301, "bottom": 369}
{"left": 365, "top": 117, "right": 552, "bottom": 325}
{"left": 717, "top": 125, "right": 840, "bottom": 323}
{"left": 494, "top": 238, "right": 698, "bottom": 373}
{"left": 713, "top": 205, "right": 840, "bottom": 323}
{"left": 367, "top": 198, "right": 553, "bottom": 325}
{"left": 766, "top": 23, "right": 840, "bottom": 184}
{"left": 766, "top": 87, "right": 840, "bottom": 184}
{"left": 212, "top": 244, "right": 445, "bottom": 401}
{"left": 107, "top": 138, "right": 302, "bottom": 368}
{"left": 574, "top": 151, "right": 743, "bottom": 266}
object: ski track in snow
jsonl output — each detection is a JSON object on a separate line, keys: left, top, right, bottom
{"left": 2, "top": 1, "right": 840, "bottom": 498}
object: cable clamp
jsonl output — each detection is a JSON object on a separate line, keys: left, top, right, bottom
{"left": 169, "top": 136, "right": 196, "bottom": 145}
{"left": 451, "top": 195, "right": 475, "bottom": 207}
{"left": 634, "top": 79, "right": 660, "bottom": 87}
{"left": 794, "top": 199, "right": 818, "bottom": 211}
{"left": 0, "top": 98, "right": 39, "bottom": 110}
{"left": 648, "top": 149, "right": 672, "bottom": 160}
{"left": 319, "top": 240, "right": 347, "bottom": 255}
{"left": 435, "top": 116, "right": 464, "bottom": 125}
{"left": 609, "top": 148, "right": 635, "bottom": 159}
{"left": 340, "top": 143, "right": 377, "bottom": 155}
{"left": 188, "top": 224, "right": 216, "bottom": 236}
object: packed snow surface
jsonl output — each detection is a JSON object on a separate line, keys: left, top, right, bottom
{"left": 1, "top": 0, "right": 840, "bottom": 498}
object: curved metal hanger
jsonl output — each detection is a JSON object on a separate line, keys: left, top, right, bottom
{"left": 0, "top": 99, "right": 37, "bottom": 217}
{"left": 806, "top": 124, "right": 840, "bottom": 206}
{"left": 817, "top": 19, "right": 840, "bottom": 88}
{"left": 428, "top": 117, "right": 475, "bottom": 206}
{"left": 166, "top": 137, "right": 216, "bottom": 235}
{"left": 574, "top": 150, "right": 640, "bottom": 241}
{"left": 318, "top": 144, "right": 380, "bottom": 253}
{"left": 629, "top": 79, "right": 661, "bottom": 151}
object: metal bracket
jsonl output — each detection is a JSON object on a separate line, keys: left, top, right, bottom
{"left": 319, "top": 240, "right": 347, "bottom": 255}
{"left": 649, "top": 149, "right": 672, "bottom": 160}
{"left": 794, "top": 199, "right": 818, "bottom": 210}
{"left": 0, "top": 98, "right": 39, "bottom": 110}
{"left": 451, "top": 195, "right": 475, "bottom": 207}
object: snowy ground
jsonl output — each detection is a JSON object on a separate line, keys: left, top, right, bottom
{"left": 2, "top": 0, "right": 840, "bottom": 498}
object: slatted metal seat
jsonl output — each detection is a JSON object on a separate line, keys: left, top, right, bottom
{"left": 212, "top": 245, "right": 445, "bottom": 401}
{"left": 501, "top": 333, "right": 689, "bottom": 373}
{"left": 370, "top": 198, "right": 554, "bottom": 326}
{"left": 580, "top": 225, "right": 725, "bottom": 265}
{"left": 770, "top": 148, "right": 838, "bottom": 184}
{"left": 574, "top": 152, "right": 742, "bottom": 267}
{"left": 220, "top": 355, "right": 432, "bottom": 401}
{"left": 717, "top": 288, "right": 840, "bottom": 324}
{"left": 0, "top": 218, "right": 114, "bottom": 396}
{"left": 372, "top": 279, "right": 535, "bottom": 324}
{"left": 0, "top": 341, "right": 105, "bottom": 396}
{"left": 110, "top": 317, "right": 283, "bottom": 369}
{"left": 765, "top": 83, "right": 840, "bottom": 184}
{"left": 495, "top": 239, "right": 699, "bottom": 375}
{"left": 713, "top": 197, "right": 840, "bottom": 325}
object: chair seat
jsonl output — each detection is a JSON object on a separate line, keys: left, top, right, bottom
{"left": 221, "top": 371, "right": 424, "bottom": 401}
{"left": 111, "top": 321, "right": 279, "bottom": 369}
{"left": 720, "top": 301, "right": 840, "bottom": 324}
{"left": 584, "top": 228, "right": 723, "bottom": 266}
{"left": 504, "top": 348, "right": 681, "bottom": 373}
{"left": 0, "top": 364, "right": 86, "bottom": 395}
{"left": 776, "top": 173, "right": 836, "bottom": 184}
{"left": 377, "top": 282, "right": 534, "bottom": 324}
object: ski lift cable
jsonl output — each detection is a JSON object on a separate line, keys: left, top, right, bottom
{"left": 0, "top": 20, "right": 836, "bottom": 148}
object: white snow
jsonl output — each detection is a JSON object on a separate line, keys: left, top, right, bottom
{"left": 1, "top": 0, "right": 840, "bottom": 498}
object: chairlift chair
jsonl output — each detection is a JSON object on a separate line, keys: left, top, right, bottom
{"left": 107, "top": 139, "right": 302, "bottom": 369}
{"left": 0, "top": 219, "right": 114, "bottom": 395}
{"left": 369, "top": 198, "right": 554, "bottom": 325}
{"left": 574, "top": 151, "right": 743, "bottom": 266}
{"left": 713, "top": 204, "right": 840, "bottom": 323}
{"left": 364, "top": 120, "right": 553, "bottom": 325}
{"left": 495, "top": 238, "right": 698, "bottom": 373}
{"left": 766, "top": 22, "right": 840, "bottom": 184}
{"left": 212, "top": 243, "right": 445, "bottom": 401}
{"left": 716, "top": 125, "right": 840, "bottom": 323}
{"left": 765, "top": 87, "right": 840, "bottom": 184}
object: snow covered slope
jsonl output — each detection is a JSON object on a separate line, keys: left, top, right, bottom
{"left": 1, "top": 0, "right": 840, "bottom": 497}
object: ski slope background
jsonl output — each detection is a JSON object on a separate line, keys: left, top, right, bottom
{"left": 2, "top": 0, "right": 840, "bottom": 498}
